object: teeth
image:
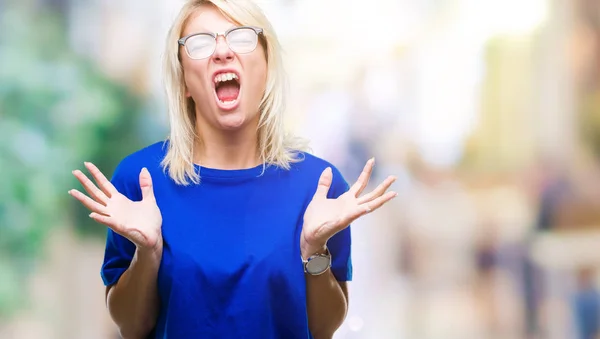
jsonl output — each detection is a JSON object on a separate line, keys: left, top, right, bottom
{"left": 220, "top": 99, "right": 237, "bottom": 105}
{"left": 214, "top": 72, "right": 238, "bottom": 83}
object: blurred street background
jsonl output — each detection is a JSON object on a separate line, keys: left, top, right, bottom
{"left": 2, "top": 0, "right": 600, "bottom": 338}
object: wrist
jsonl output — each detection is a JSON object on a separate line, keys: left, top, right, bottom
{"left": 137, "top": 236, "right": 163, "bottom": 259}
{"left": 300, "top": 233, "right": 327, "bottom": 260}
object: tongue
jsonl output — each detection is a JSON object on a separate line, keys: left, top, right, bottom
{"left": 216, "top": 82, "right": 240, "bottom": 102}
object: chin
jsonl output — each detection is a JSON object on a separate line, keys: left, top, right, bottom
{"left": 216, "top": 110, "right": 249, "bottom": 131}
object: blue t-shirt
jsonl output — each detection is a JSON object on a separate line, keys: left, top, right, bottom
{"left": 100, "top": 141, "right": 352, "bottom": 339}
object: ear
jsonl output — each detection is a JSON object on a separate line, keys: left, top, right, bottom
{"left": 180, "top": 68, "right": 191, "bottom": 98}
{"left": 183, "top": 80, "right": 190, "bottom": 97}
{"left": 184, "top": 82, "right": 191, "bottom": 98}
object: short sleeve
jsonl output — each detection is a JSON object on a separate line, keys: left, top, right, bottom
{"left": 327, "top": 166, "right": 353, "bottom": 282}
{"left": 100, "top": 159, "right": 142, "bottom": 287}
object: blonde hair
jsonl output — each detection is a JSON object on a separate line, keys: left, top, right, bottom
{"left": 161, "top": 0, "right": 308, "bottom": 185}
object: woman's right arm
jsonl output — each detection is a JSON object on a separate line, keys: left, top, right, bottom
{"left": 69, "top": 162, "right": 163, "bottom": 338}
{"left": 107, "top": 242, "right": 162, "bottom": 339}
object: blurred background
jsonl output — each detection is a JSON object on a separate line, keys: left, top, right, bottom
{"left": 2, "top": 0, "right": 600, "bottom": 338}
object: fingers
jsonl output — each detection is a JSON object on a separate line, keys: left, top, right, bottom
{"left": 314, "top": 167, "right": 333, "bottom": 198}
{"left": 72, "top": 169, "right": 109, "bottom": 205}
{"left": 139, "top": 168, "right": 155, "bottom": 201}
{"left": 360, "top": 190, "right": 398, "bottom": 216}
{"left": 350, "top": 158, "right": 375, "bottom": 197}
{"left": 357, "top": 175, "right": 397, "bottom": 205}
{"left": 84, "top": 162, "right": 117, "bottom": 197}
{"left": 68, "top": 189, "right": 110, "bottom": 216}
{"left": 89, "top": 212, "right": 122, "bottom": 233}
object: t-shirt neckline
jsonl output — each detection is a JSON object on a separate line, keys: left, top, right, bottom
{"left": 193, "top": 163, "right": 272, "bottom": 180}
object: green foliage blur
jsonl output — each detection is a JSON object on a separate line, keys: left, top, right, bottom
{"left": 0, "top": 4, "right": 149, "bottom": 318}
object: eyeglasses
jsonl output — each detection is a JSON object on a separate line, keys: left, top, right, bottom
{"left": 178, "top": 26, "right": 264, "bottom": 60}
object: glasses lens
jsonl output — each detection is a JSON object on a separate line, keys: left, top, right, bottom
{"left": 226, "top": 28, "right": 258, "bottom": 54}
{"left": 185, "top": 34, "right": 215, "bottom": 59}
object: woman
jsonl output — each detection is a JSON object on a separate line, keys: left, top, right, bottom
{"left": 68, "top": 1, "right": 397, "bottom": 338}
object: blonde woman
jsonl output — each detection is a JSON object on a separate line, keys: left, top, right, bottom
{"left": 69, "top": 1, "right": 397, "bottom": 338}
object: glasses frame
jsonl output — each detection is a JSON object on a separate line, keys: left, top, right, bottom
{"left": 178, "top": 26, "right": 264, "bottom": 60}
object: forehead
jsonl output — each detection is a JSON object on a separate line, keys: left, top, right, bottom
{"left": 183, "top": 5, "right": 238, "bottom": 36}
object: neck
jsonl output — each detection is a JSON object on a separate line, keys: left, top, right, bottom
{"left": 193, "top": 119, "right": 261, "bottom": 170}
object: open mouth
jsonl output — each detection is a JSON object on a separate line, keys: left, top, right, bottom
{"left": 214, "top": 72, "right": 241, "bottom": 106}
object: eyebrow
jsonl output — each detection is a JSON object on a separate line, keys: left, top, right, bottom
{"left": 186, "top": 24, "right": 239, "bottom": 35}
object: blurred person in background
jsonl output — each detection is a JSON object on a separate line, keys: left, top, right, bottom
{"left": 572, "top": 268, "right": 600, "bottom": 339}
{"left": 67, "top": 0, "right": 397, "bottom": 338}
{"left": 524, "top": 159, "right": 570, "bottom": 338}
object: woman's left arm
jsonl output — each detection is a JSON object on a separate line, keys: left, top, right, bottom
{"left": 304, "top": 262, "right": 348, "bottom": 339}
{"left": 301, "top": 159, "right": 397, "bottom": 339}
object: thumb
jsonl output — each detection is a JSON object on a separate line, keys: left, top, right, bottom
{"left": 314, "top": 167, "right": 333, "bottom": 198}
{"left": 139, "top": 167, "right": 155, "bottom": 201}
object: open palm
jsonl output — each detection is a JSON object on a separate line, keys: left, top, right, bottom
{"left": 68, "top": 162, "right": 163, "bottom": 251}
{"left": 302, "top": 159, "right": 397, "bottom": 250}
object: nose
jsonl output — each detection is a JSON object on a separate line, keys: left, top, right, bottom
{"left": 211, "top": 35, "right": 234, "bottom": 63}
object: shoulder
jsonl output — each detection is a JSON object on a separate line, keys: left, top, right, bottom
{"left": 111, "top": 140, "right": 168, "bottom": 184}
{"left": 290, "top": 152, "right": 350, "bottom": 197}
{"left": 115, "top": 140, "right": 167, "bottom": 172}
{"left": 292, "top": 152, "right": 339, "bottom": 174}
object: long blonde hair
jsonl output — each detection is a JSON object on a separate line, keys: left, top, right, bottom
{"left": 161, "top": 0, "right": 308, "bottom": 185}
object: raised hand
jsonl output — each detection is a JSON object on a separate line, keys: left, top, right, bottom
{"left": 68, "top": 162, "right": 163, "bottom": 252}
{"left": 300, "top": 159, "right": 397, "bottom": 258}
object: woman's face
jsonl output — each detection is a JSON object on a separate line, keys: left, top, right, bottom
{"left": 180, "top": 5, "right": 267, "bottom": 132}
